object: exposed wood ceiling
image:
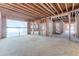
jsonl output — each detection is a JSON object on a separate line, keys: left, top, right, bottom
{"left": 0, "top": 3, "right": 79, "bottom": 21}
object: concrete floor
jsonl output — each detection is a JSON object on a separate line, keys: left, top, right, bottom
{"left": 0, "top": 35, "right": 79, "bottom": 56}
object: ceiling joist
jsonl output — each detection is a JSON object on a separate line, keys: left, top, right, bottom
{"left": 49, "top": 3, "right": 59, "bottom": 14}
{"left": 0, "top": 3, "right": 78, "bottom": 21}
{"left": 57, "top": 3, "right": 63, "bottom": 13}
{"left": 65, "top": 3, "right": 68, "bottom": 12}
{"left": 72, "top": 3, "right": 75, "bottom": 11}
{"left": 40, "top": 3, "right": 55, "bottom": 16}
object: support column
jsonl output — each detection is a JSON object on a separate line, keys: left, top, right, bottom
{"left": 75, "top": 11, "right": 79, "bottom": 38}
{"left": 53, "top": 20, "right": 56, "bottom": 34}
{"left": 60, "top": 20, "right": 64, "bottom": 33}
{"left": 38, "top": 20, "right": 40, "bottom": 35}
{"left": 68, "top": 13, "right": 71, "bottom": 40}
{"left": 0, "top": 12, "right": 6, "bottom": 39}
{"left": 27, "top": 21, "right": 31, "bottom": 34}
{"left": 46, "top": 18, "right": 49, "bottom": 36}
{"left": 32, "top": 22, "right": 34, "bottom": 35}
{"left": 48, "top": 18, "right": 53, "bottom": 36}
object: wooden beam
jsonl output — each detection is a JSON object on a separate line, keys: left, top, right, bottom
{"left": 49, "top": 3, "right": 59, "bottom": 14}
{"left": 65, "top": 3, "right": 68, "bottom": 12}
{"left": 32, "top": 3, "right": 49, "bottom": 16}
{"left": 0, "top": 6, "right": 34, "bottom": 18}
{"left": 8, "top": 4, "right": 39, "bottom": 17}
{"left": 25, "top": 3, "right": 48, "bottom": 17}
{"left": 46, "top": 3, "right": 56, "bottom": 15}
{"left": 0, "top": 4, "right": 37, "bottom": 18}
{"left": 72, "top": 3, "right": 74, "bottom": 11}
{"left": 33, "top": 3, "right": 51, "bottom": 16}
{"left": 57, "top": 3, "right": 63, "bottom": 13}
{"left": 10, "top": 3, "right": 45, "bottom": 18}
{"left": 40, "top": 3, "right": 55, "bottom": 16}
{"left": 5, "top": 3, "right": 45, "bottom": 19}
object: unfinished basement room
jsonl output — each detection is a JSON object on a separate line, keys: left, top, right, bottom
{"left": 0, "top": 3, "right": 79, "bottom": 56}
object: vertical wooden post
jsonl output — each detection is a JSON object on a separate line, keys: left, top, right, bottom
{"left": 75, "top": 11, "right": 79, "bottom": 38}
{"left": 0, "top": 12, "right": 6, "bottom": 39}
{"left": 33, "top": 21, "right": 34, "bottom": 35}
{"left": 68, "top": 13, "right": 71, "bottom": 40}
{"left": 46, "top": 18, "right": 49, "bottom": 36}
{"left": 74, "top": 11, "right": 76, "bottom": 38}
{"left": 27, "top": 21, "right": 31, "bottom": 34}
{"left": 60, "top": 20, "right": 64, "bottom": 33}
{"left": 37, "top": 20, "right": 40, "bottom": 35}
{"left": 53, "top": 20, "right": 56, "bottom": 34}
{"left": 48, "top": 17, "right": 53, "bottom": 36}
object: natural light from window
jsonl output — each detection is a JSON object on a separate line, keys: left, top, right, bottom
{"left": 6, "top": 19, "right": 27, "bottom": 37}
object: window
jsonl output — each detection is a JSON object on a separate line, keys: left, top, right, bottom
{"left": 6, "top": 19, "right": 27, "bottom": 37}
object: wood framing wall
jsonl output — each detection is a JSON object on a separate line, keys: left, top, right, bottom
{"left": 29, "top": 16, "right": 64, "bottom": 36}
